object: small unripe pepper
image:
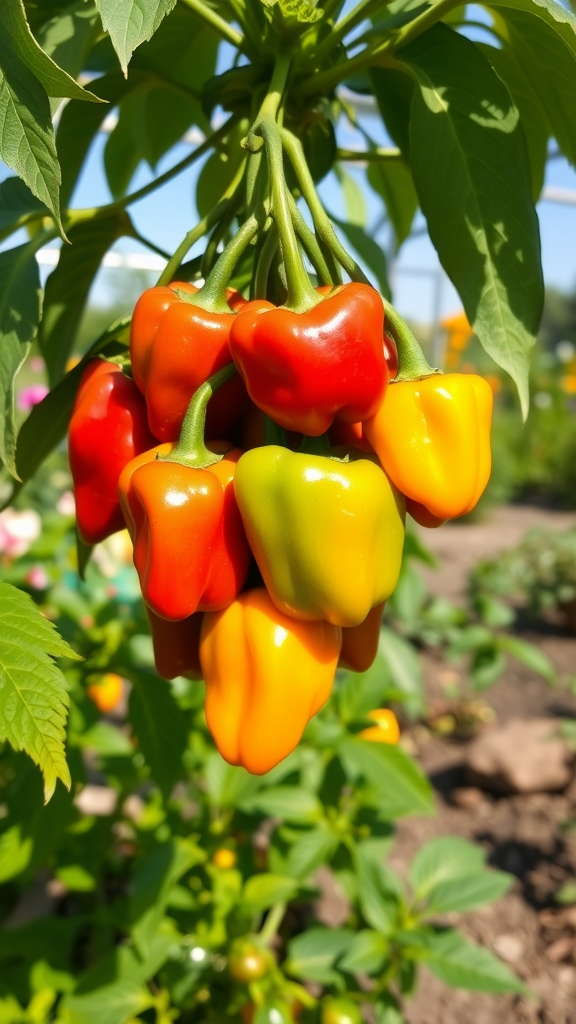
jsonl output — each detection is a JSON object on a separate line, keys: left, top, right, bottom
{"left": 229, "top": 283, "right": 388, "bottom": 436}
{"left": 118, "top": 367, "right": 250, "bottom": 621}
{"left": 358, "top": 708, "right": 400, "bottom": 744}
{"left": 200, "top": 588, "right": 341, "bottom": 774}
{"left": 69, "top": 359, "right": 156, "bottom": 545}
{"left": 364, "top": 303, "right": 493, "bottom": 521}
{"left": 234, "top": 443, "right": 405, "bottom": 627}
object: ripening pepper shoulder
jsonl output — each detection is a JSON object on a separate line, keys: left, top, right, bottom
{"left": 118, "top": 441, "right": 251, "bottom": 620}
{"left": 69, "top": 359, "right": 156, "bottom": 545}
{"left": 200, "top": 588, "right": 342, "bottom": 774}
{"left": 130, "top": 283, "right": 247, "bottom": 442}
{"left": 364, "top": 373, "right": 493, "bottom": 521}
{"left": 234, "top": 446, "right": 405, "bottom": 627}
{"left": 228, "top": 283, "right": 388, "bottom": 436}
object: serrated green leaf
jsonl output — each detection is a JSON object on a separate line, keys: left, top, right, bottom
{"left": 96, "top": 0, "right": 178, "bottom": 75}
{"left": 0, "top": 582, "right": 80, "bottom": 801}
{"left": 0, "top": 240, "right": 43, "bottom": 476}
{"left": 420, "top": 928, "right": 526, "bottom": 992}
{"left": 1, "top": 0, "right": 100, "bottom": 102}
{"left": 243, "top": 873, "right": 298, "bottom": 913}
{"left": 285, "top": 927, "right": 354, "bottom": 984}
{"left": 39, "top": 211, "right": 132, "bottom": 384}
{"left": 128, "top": 668, "right": 188, "bottom": 798}
{"left": 340, "top": 738, "right": 434, "bottom": 817}
{"left": 426, "top": 870, "right": 512, "bottom": 915}
{"left": 409, "top": 836, "right": 485, "bottom": 897}
{"left": 0, "top": 35, "right": 63, "bottom": 231}
{"left": 402, "top": 23, "right": 543, "bottom": 418}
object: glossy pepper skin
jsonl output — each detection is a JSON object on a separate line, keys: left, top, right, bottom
{"left": 200, "top": 588, "right": 341, "bottom": 774}
{"left": 364, "top": 373, "right": 493, "bottom": 521}
{"left": 69, "top": 360, "right": 156, "bottom": 545}
{"left": 130, "top": 283, "right": 247, "bottom": 442}
{"left": 146, "top": 607, "right": 202, "bottom": 680}
{"left": 118, "top": 441, "right": 250, "bottom": 620}
{"left": 339, "top": 603, "right": 385, "bottom": 673}
{"left": 234, "top": 447, "right": 405, "bottom": 627}
{"left": 228, "top": 283, "right": 388, "bottom": 436}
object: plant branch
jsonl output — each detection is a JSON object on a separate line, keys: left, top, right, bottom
{"left": 260, "top": 902, "right": 286, "bottom": 945}
{"left": 337, "top": 146, "right": 401, "bottom": 162}
{"left": 179, "top": 0, "right": 246, "bottom": 49}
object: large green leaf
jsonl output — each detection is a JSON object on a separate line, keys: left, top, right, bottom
{"left": 0, "top": 31, "right": 63, "bottom": 229}
{"left": 409, "top": 837, "right": 485, "bottom": 897}
{"left": 480, "top": 43, "right": 549, "bottom": 201}
{"left": 243, "top": 874, "right": 299, "bottom": 913}
{"left": 247, "top": 786, "right": 323, "bottom": 824}
{"left": 401, "top": 23, "right": 543, "bottom": 417}
{"left": 285, "top": 927, "right": 354, "bottom": 985}
{"left": 95, "top": 0, "right": 178, "bottom": 75}
{"left": 355, "top": 838, "right": 401, "bottom": 934}
{"left": 426, "top": 871, "right": 512, "bottom": 915}
{"left": 128, "top": 669, "right": 189, "bottom": 798}
{"left": 487, "top": 0, "right": 576, "bottom": 57}
{"left": 38, "top": 211, "right": 132, "bottom": 384}
{"left": 490, "top": 9, "right": 576, "bottom": 172}
{"left": 367, "top": 155, "right": 418, "bottom": 250}
{"left": 36, "top": 0, "right": 101, "bottom": 112}
{"left": 370, "top": 67, "right": 414, "bottom": 158}
{"left": 0, "top": 582, "right": 80, "bottom": 802}
{"left": 340, "top": 738, "right": 434, "bottom": 817}
{"left": 1, "top": 0, "right": 100, "bottom": 101}
{"left": 0, "top": 240, "right": 43, "bottom": 477}
{"left": 420, "top": 929, "right": 525, "bottom": 993}
{"left": 0, "top": 176, "right": 47, "bottom": 242}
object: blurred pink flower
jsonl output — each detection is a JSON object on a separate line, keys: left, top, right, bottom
{"left": 29, "top": 357, "right": 46, "bottom": 373}
{"left": 0, "top": 508, "right": 41, "bottom": 558}
{"left": 17, "top": 384, "right": 48, "bottom": 412}
{"left": 57, "top": 491, "right": 75, "bottom": 516}
{"left": 26, "top": 565, "right": 49, "bottom": 589}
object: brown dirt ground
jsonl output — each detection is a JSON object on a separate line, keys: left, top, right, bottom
{"left": 398, "top": 506, "right": 576, "bottom": 1024}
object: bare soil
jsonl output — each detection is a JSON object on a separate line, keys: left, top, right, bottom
{"left": 399, "top": 506, "right": 576, "bottom": 1024}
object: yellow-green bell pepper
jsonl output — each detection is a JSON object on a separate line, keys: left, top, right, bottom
{"left": 234, "top": 445, "right": 405, "bottom": 627}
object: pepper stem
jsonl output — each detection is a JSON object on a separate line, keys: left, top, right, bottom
{"left": 383, "top": 300, "right": 441, "bottom": 382}
{"left": 158, "top": 364, "right": 239, "bottom": 469}
{"left": 193, "top": 215, "right": 259, "bottom": 312}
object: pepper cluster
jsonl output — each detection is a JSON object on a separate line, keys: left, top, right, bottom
{"left": 68, "top": 62, "right": 493, "bottom": 776}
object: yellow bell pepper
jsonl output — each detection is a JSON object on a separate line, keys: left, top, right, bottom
{"left": 200, "top": 588, "right": 341, "bottom": 774}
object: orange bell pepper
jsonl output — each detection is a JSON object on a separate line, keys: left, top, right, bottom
{"left": 200, "top": 588, "right": 342, "bottom": 774}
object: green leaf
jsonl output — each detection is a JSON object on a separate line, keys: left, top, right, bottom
{"left": 61, "top": 941, "right": 169, "bottom": 1024}
{"left": 370, "top": 67, "right": 414, "bottom": 158}
{"left": 0, "top": 581, "right": 80, "bottom": 801}
{"left": 0, "top": 823, "right": 34, "bottom": 883}
{"left": 402, "top": 23, "right": 543, "bottom": 418}
{"left": 337, "top": 165, "right": 367, "bottom": 227}
{"left": 0, "top": 31, "right": 64, "bottom": 231}
{"left": 355, "top": 838, "right": 401, "bottom": 934}
{"left": 426, "top": 871, "right": 512, "bottom": 915}
{"left": 420, "top": 928, "right": 526, "bottom": 992}
{"left": 498, "top": 633, "right": 555, "bottom": 681}
{"left": 470, "top": 645, "right": 507, "bottom": 691}
{"left": 285, "top": 927, "right": 354, "bottom": 984}
{"left": 196, "top": 132, "right": 245, "bottom": 219}
{"left": 77, "top": 721, "right": 134, "bottom": 757}
{"left": 247, "top": 786, "right": 323, "bottom": 824}
{"left": 14, "top": 316, "right": 130, "bottom": 486}
{"left": 340, "top": 738, "right": 434, "bottom": 817}
{"left": 409, "top": 836, "right": 485, "bottom": 898}
{"left": 103, "top": 90, "right": 147, "bottom": 198}
{"left": 480, "top": 43, "right": 548, "bottom": 201}
{"left": 0, "top": 0, "right": 100, "bottom": 102}
{"left": 368, "top": 156, "right": 418, "bottom": 248}
{"left": 128, "top": 669, "right": 189, "bottom": 798}
{"left": 378, "top": 627, "right": 425, "bottom": 719}
{"left": 330, "top": 213, "right": 391, "bottom": 299}
{"left": 130, "top": 839, "right": 204, "bottom": 956}
{"left": 339, "top": 929, "right": 388, "bottom": 974}
{"left": 55, "top": 864, "right": 97, "bottom": 891}
{"left": 95, "top": 0, "right": 178, "bottom": 75}
{"left": 487, "top": 0, "right": 576, "bottom": 59}
{"left": 36, "top": 1, "right": 101, "bottom": 82}
{"left": 204, "top": 751, "right": 262, "bottom": 808}
{"left": 0, "top": 240, "right": 43, "bottom": 476}
{"left": 284, "top": 827, "right": 340, "bottom": 880}
{"left": 39, "top": 211, "right": 132, "bottom": 384}
{"left": 0, "top": 176, "right": 47, "bottom": 242}
{"left": 242, "top": 873, "right": 298, "bottom": 913}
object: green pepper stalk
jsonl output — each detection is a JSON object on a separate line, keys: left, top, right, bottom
{"left": 159, "top": 364, "right": 239, "bottom": 470}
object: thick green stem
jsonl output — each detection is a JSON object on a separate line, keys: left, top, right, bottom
{"left": 337, "top": 147, "right": 401, "bottom": 162}
{"left": 259, "top": 902, "right": 286, "bottom": 945}
{"left": 195, "top": 214, "right": 259, "bottom": 311}
{"left": 280, "top": 128, "right": 369, "bottom": 285}
{"left": 179, "top": 0, "right": 246, "bottom": 49}
{"left": 160, "top": 364, "right": 239, "bottom": 469}
{"left": 286, "top": 190, "right": 334, "bottom": 286}
{"left": 258, "top": 52, "right": 293, "bottom": 121}
{"left": 246, "top": 116, "right": 318, "bottom": 311}
{"left": 383, "top": 300, "right": 441, "bottom": 382}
